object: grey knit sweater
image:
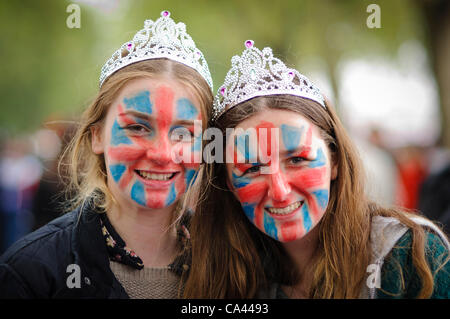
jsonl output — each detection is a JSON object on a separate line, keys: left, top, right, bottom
{"left": 110, "top": 261, "right": 181, "bottom": 299}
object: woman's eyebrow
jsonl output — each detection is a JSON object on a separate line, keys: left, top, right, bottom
{"left": 117, "top": 109, "right": 155, "bottom": 126}
{"left": 119, "top": 110, "right": 196, "bottom": 127}
{"left": 119, "top": 109, "right": 151, "bottom": 119}
{"left": 172, "top": 119, "right": 196, "bottom": 127}
{"left": 281, "top": 145, "right": 313, "bottom": 158}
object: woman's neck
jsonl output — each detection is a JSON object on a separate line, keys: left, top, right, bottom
{"left": 107, "top": 203, "right": 179, "bottom": 268}
{"left": 281, "top": 225, "right": 320, "bottom": 298}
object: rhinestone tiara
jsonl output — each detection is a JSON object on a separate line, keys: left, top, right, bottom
{"left": 99, "top": 10, "right": 213, "bottom": 90}
{"left": 212, "top": 40, "right": 325, "bottom": 121}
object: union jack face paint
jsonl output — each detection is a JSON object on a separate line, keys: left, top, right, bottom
{"left": 95, "top": 78, "right": 202, "bottom": 210}
{"left": 226, "top": 109, "right": 334, "bottom": 242}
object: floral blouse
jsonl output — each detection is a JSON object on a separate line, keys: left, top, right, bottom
{"left": 99, "top": 212, "right": 191, "bottom": 275}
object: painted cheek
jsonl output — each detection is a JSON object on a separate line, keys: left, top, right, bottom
{"left": 130, "top": 180, "right": 146, "bottom": 206}
{"left": 107, "top": 112, "right": 146, "bottom": 192}
{"left": 157, "top": 166, "right": 198, "bottom": 208}
{"left": 110, "top": 119, "right": 133, "bottom": 146}
{"left": 290, "top": 166, "right": 328, "bottom": 189}
{"left": 290, "top": 146, "right": 330, "bottom": 222}
{"left": 231, "top": 173, "right": 268, "bottom": 230}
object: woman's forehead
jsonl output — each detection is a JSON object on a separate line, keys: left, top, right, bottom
{"left": 113, "top": 77, "right": 202, "bottom": 114}
{"left": 235, "top": 108, "right": 313, "bottom": 131}
{"left": 227, "top": 109, "right": 326, "bottom": 159}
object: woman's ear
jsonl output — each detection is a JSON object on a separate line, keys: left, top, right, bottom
{"left": 331, "top": 162, "right": 338, "bottom": 180}
{"left": 91, "top": 125, "right": 104, "bottom": 155}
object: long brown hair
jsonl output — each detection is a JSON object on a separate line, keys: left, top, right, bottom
{"left": 61, "top": 59, "right": 213, "bottom": 214}
{"left": 183, "top": 94, "right": 448, "bottom": 298}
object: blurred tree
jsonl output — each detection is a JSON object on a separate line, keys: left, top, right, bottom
{"left": 415, "top": 0, "right": 450, "bottom": 149}
{"left": 0, "top": 0, "right": 445, "bottom": 145}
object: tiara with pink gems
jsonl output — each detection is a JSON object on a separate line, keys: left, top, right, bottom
{"left": 212, "top": 40, "right": 325, "bottom": 121}
{"left": 99, "top": 10, "right": 213, "bottom": 90}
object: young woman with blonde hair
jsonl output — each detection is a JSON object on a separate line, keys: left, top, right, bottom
{"left": 184, "top": 40, "right": 449, "bottom": 299}
{"left": 0, "top": 11, "right": 213, "bottom": 298}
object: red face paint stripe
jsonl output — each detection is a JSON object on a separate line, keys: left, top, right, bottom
{"left": 256, "top": 121, "right": 277, "bottom": 159}
{"left": 290, "top": 166, "right": 327, "bottom": 189}
{"left": 108, "top": 145, "right": 146, "bottom": 162}
{"left": 299, "top": 126, "right": 312, "bottom": 158}
{"left": 117, "top": 104, "right": 136, "bottom": 126}
{"left": 146, "top": 189, "right": 165, "bottom": 208}
{"left": 154, "top": 86, "right": 175, "bottom": 132}
{"left": 280, "top": 220, "right": 305, "bottom": 242}
{"left": 118, "top": 167, "right": 135, "bottom": 190}
{"left": 304, "top": 193, "right": 321, "bottom": 221}
{"left": 235, "top": 181, "right": 267, "bottom": 203}
{"left": 253, "top": 206, "right": 264, "bottom": 230}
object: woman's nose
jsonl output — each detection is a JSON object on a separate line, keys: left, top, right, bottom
{"left": 147, "top": 136, "right": 172, "bottom": 165}
{"left": 268, "top": 171, "right": 291, "bottom": 202}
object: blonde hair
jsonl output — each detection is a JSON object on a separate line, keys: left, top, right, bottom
{"left": 183, "top": 95, "right": 449, "bottom": 298}
{"left": 61, "top": 59, "right": 212, "bottom": 214}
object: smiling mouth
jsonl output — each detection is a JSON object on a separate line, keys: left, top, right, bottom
{"left": 266, "top": 201, "right": 303, "bottom": 216}
{"left": 135, "top": 170, "right": 177, "bottom": 181}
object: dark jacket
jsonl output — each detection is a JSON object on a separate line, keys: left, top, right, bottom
{"left": 0, "top": 203, "right": 188, "bottom": 298}
{"left": 0, "top": 203, "right": 129, "bottom": 298}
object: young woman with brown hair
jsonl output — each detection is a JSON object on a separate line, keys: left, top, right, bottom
{"left": 183, "top": 40, "right": 449, "bottom": 298}
{"left": 0, "top": 11, "right": 213, "bottom": 298}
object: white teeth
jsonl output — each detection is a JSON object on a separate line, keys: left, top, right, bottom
{"left": 267, "top": 201, "right": 302, "bottom": 215}
{"left": 137, "top": 171, "right": 174, "bottom": 181}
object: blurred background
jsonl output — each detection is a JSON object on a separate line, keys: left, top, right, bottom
{"left": 1, "top": 0, "right": 449, "bottom": 253}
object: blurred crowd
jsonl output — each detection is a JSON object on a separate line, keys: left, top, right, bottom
{"left": 0, "top": 122, "right": 449, "bottom": 254}
{"left": 0, "top": 122, "right": 76, "bottom": 254}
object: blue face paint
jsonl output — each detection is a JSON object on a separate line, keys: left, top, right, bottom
{"left": 236, "top": 133, "right": 256, "bottom": 162}
{"left": 111, "top": 120, "right": 133, "bottom": 146}
{"left": 123, "top": 90, "right": 153, "bottom": 114}
{"left": 191, "top": 134, "right": 202, "bottom": 152}
{"left": 242, "top": 203, "right": 256, "bottom": 222}
{"left": 301, "top": 204, "right": 312, "bottom": 232}
{"left": 176, "top": 98, "right": 198, "bottom": 120}
{"left": 165, "top": 183, "right": 177, "bottom": 206}
{"left": 308, "top": 148, "right": 326, "bottom": 168}
{"left": 109, "top": 164, "right": 127, "bottom": 182}
{"left": 185, "top": 168, "right": 197, "bottom": 187}
{"left": 263, "top": 212, "right": 279, "bottom": 240}
{"left": 312, "top": 189, "right": 329, "bottom": 209}
{"left": 130, "top": 181, "right": 146, "bottom": 206}
{"left": 281, "top": 124, "right": 303, "bottom": 153}
{"left": 231, "top": 171, "right": 251, "bottom": 189}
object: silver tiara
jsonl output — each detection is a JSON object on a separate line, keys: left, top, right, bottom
{"left": 212, "top": 40, "right": 325, "bottom": 121}
{"left": 99, "top": 10, "right": 213, "bottom": 90}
